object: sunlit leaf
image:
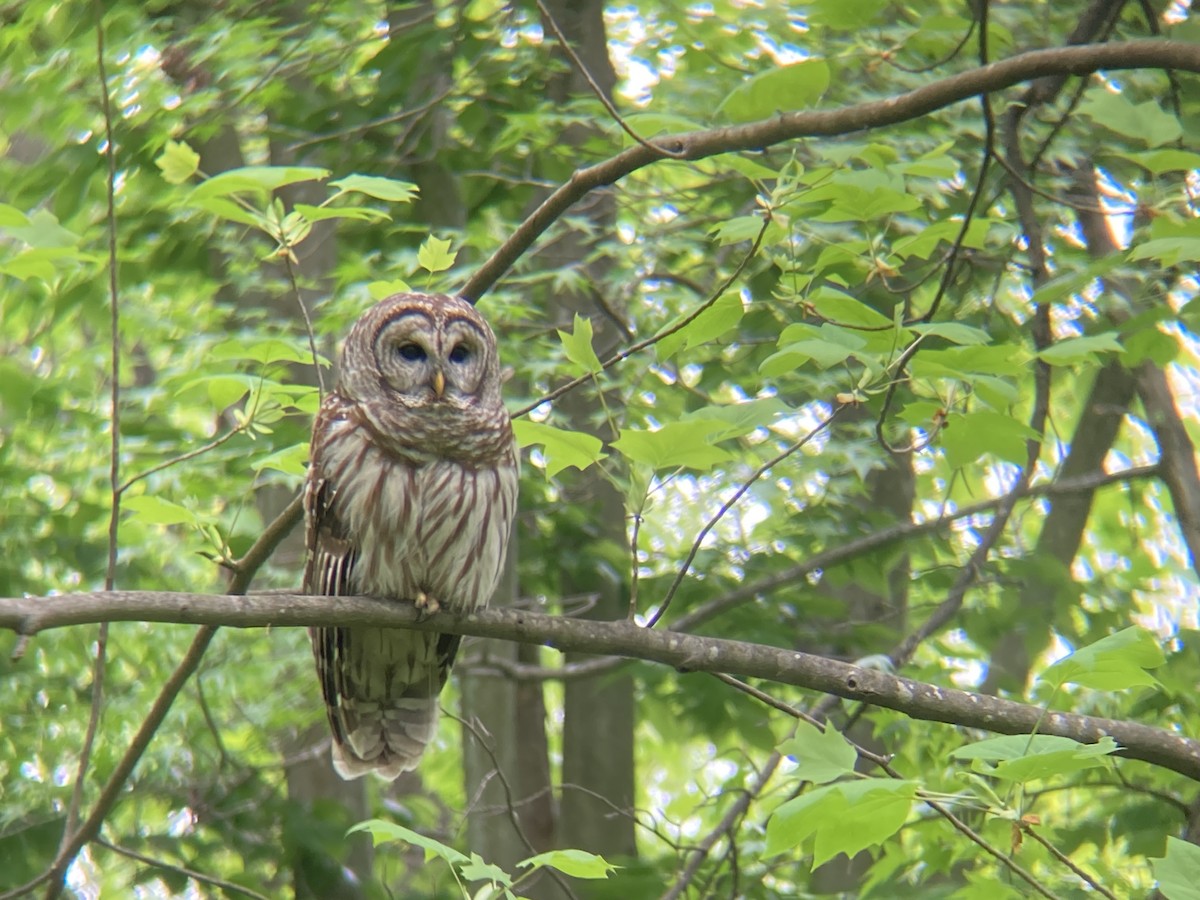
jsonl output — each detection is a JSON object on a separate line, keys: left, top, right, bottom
{"left": 346, "top": 820, "right": 469, "bottom": 864}
{"left": 808, "top": 287, "right": 893, "bottom": 329}
{"left": 950, "top": 735, "right": 1118, "bottom": 783}
{"left": 1078, "top": 90, "right": 1183, "bottom": 147}
{"left": 909, "top": 322, "right": 991, "bottom": 346}
{"left": 155, "top": 139, "right": 201, "bottom": 184}
{"left": 1041, "top": 626, "right": 1164, "bottom": 691}
{"left": 718, "top": 59, "right": 830, "bottom": 122}
{"left": 1038, "top": 333, "right": 1124, "bottom": 366}
{"left": 780, "top": 721, "right": 856, "bottom": 785}
{"left": 0, "top": 203, "right": 30, "bottom": 227}
{"left": 940, "top": 410, "right": 1038, "bottom": 467}
{"left": 766, "top": 779, "right": 916, "bottom": 865}
{"left": 209, "top": 338, "right": 329, "bottom": 367}
{"left": 1153, "top": 837, "right": 1200, "bottom": 900}
{"left": 293, "top": 203, "right": 390, "bottom": 223}
{"left": 512, "top": 421, "right": 606, "bottom": 477}
{"left": 123, "top": 495, "right": 198, "bottom": 527}
{"left": 417, "top": 235, "right": 456, "bottom": 273}
{"left": 558, "top": 313, "right": 603, "bottom": 375}
{"left": 329, "top": 174, "right": 419, "bottom": 203}
{"left": 369, "top": 279, "right": 413, "bottom": 299}
{"left": 655, "top": 293, "right": 744, "bottom": 360}
{"left": 612, "top": 420, "right": 734, "bottom": 470}
{"left": 190, "top": 165, "right": 330, "bottom": 201}
{"left": 519, "top": 849, "right": 618, "bottom": 879}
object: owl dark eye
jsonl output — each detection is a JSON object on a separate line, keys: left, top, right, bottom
{"left": 448, "top": 343, "right": 471, "bottom": 364}
{"left": 396, "top": 342, "right": 426, "bottom": 362}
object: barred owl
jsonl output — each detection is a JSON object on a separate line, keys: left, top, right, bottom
{"left": 303, "top": 292, "right": 518, "bottom": 780}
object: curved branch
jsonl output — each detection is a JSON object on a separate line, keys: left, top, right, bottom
{"left": 2, "top": 591, "right": 1196, "bottom": 782}
{"left": 460, "top": 40, "right": 1200, "bottom": 301}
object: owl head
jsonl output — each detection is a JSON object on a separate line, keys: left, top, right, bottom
{"left": 337, "top": 292, "right": 505, "bottom": 414}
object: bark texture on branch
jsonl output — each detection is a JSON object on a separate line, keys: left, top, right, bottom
{"left": 3, "top": 591, "right": 1195, "bottom": 781}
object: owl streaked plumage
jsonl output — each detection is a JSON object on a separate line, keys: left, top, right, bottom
{"left": 303, "top": 292, "right": 518, "bottom": 780}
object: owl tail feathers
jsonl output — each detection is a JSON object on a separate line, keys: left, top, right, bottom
{"left": 331, "top": 696, "right": 440, "bottom": 781}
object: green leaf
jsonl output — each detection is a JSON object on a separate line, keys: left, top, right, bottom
{"left": 808, "top": 0, "right": 888, "bottom": 29}
{"left": 1154, "top": 837, "right": 1200, "bottom": 900}
{"left": 155, "top": 139, "right": 201, "bottom": 184}
{"left": 1041, "top": 626, "right": 1164, "bottom": 691}
{"left": 712, "top": 214, "right": 769, "bottom": 245}
{"left": 1078, "top": 90, "right": 1183, "bottom": 147}
{"left": 808, "top": 287, "right": 893, "bottom": 329}
{"left": 779, "top": 721, "right": 857, "bottom": 785}
{"left": 252, "top": 442, "right": 308, "bottom": 478}
{"left": 1029, "top": 257, "right": 1123, "bottom": 307}
{"left": 558, "top": 314, "right": 604, "bottom": 375}
{"left": 620, "top": 113, "right": 704, "bottom": 137}
{"left": 950, "top": 735, "right": 1118, "bottom": 783}
{"left": 346, "top": 820, "right": 470, "bottom": 864}
{"left": 681, "top": 398, "right": 791, "bottom": 438}
{"left": 189, "top": 196, "right": 267, "bottom": 229}
{"left": 0, "top": 203, "right": 30, "bottom": 227}
{"left": 655, "top": 293, "right": 744, "bottom": 360}
{"left": 180, "top": 374, "right": 253, "bottom": 409}
{"left": 717, "top": 59, "right": 830, "bottom": 123}
{"left": 369, "top": 279, "right": 412, "bottom": 299}
{"left": 760, "top": 324, "right": 868, "bottom": 374}
{"left": 766, "top": 780, "right": 916, "bottom": 865}
{"left": 1038, "top": 333, "right": 1124, "bottom": 366}
{"left": 210, "top": 338, "right": 327, "bottom": 366}
{"left": 519, "top": 849, "right": 617, "bottom": 879}
{"left": 1130, "top": 237, "right": 1200, "bottom": 266}
{"left": 909, "top": 322, "right": 992, "bottom": 346}
{"left": 293, "top": 203, "right": 389, "bottom": 223}
{"left": 417, "top": 235, "right": 456, "bottom": 274}
{"left": 940, "top": 410, "right": 1037, "bottom": 468}
{"left": 460, "top": 854, "right": 512, "bottom": 885}
{"left": 190, "top": 165, "right": 330, "bottom": 201}
{"left": 511, "top": 421, "right": 607, "bottom": 477}
{"left": 1115, "top": 148, "right": 1200, "bottom": 174}
{"left": 329, "top": 174, "right": 419, "bottom": 203}
{"left": 612, "top": 420, "right": 734, "bottom": 470}
{"left": 4, "top": 210, "right": 80, "bottom": 248}
{"left": 892, "top": 217, "right": 994, "bottom": 259}
{"left": 123, "top": 495, "right": 198, "bottom": 527}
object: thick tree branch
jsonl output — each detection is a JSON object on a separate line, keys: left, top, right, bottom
{"left": 3, "top": 592, "right": 1196, "bottom": 781}
{"left": 460, "top": 40, "right": 1200, "bottom": 301}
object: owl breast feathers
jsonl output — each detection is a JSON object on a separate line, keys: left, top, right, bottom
{"left": 303, "top": 292, "right": 518, "bottom": 780}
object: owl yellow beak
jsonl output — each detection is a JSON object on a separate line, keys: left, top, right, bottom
{"left": 431, "top": 369, "right": 446, "bottom": 398}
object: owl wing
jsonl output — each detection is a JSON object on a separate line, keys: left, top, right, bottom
{"left": 304, "top": 396, "right": 461, "bottom": 780}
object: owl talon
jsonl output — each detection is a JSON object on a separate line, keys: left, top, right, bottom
{"left": 414, "top": 590, "right": 441, "bottom": 618}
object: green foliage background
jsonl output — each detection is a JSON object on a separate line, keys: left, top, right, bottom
{"left": 2, "top": 0, "right": 1199, "bottom": 897}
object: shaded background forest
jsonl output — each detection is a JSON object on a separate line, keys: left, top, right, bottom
{"left": 2, "top": 0, "right": 1200, "bottom": 897}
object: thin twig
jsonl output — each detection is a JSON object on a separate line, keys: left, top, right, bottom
{"left": 660, "top": 748, "right": 784, "bottom": 900}
{"left": 1021, "top": 825, "right": 1119, "bottom": 900}
{"left": 5, "top": 626, "right": 223, "bottom": 900}
{"left": 628, "top": 511, "right": 643, "bottom": 621}
{"left": 448, "top": 711, "right": 579, "bottom": 900}
{"left": 512, "top": 213, "right": 770, "bottom": 419}
{"left": 713, "top": 673, "right": 1061, "bottom": 900}
{"left": 58, "top": 4, "right": 118, "bottom": 882}
{"left": 536, "top": 0, "right": 687, "bottom": 160}
{"left": 645, "top": 403, "right": 844, "bottom": 628}
{"left": 94, "top": 837, "right": 271, "bottom": 900}
{"left": 284, "top": 255, "right": 325, "bottom": 395}
{"left": 118, "top": 423, "right": 249, "bottom": 495}
{"left": 224, "top": 493, "right": 304, "bottom": 593}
